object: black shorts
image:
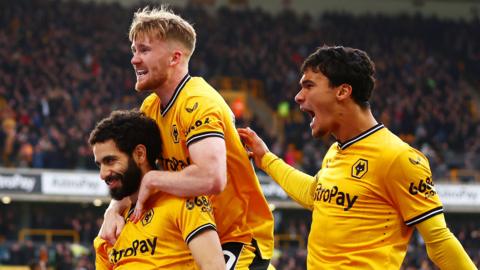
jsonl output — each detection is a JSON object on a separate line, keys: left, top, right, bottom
{"left": 222, "top": 239, "right": 271, "bottom": 270}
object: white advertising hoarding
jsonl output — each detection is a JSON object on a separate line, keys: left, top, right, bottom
{"left": 42, "top": 172, "right": 109, "bottom": 196}
{"left": 436, "top": 184, "right": 480, "bottom": 206}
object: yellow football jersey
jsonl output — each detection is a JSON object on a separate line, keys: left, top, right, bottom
{"left": 307, "top": 123, "right": 443, "bottom": 269}
{"left": 94, "top": 194, "right": 216, "bottom": 269}
{"left": 140, "top": 74, "right": 274, "bottom": 259}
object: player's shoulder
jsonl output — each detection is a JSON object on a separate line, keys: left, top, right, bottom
{"left": 183, "top": 77, "right": 222, "bottom": 101}
{"left": 136, "top": 194, "right": 186, "bottom": 226}
{"left": 377, "top": 127, "right": 410, "bottom": 150}
{"left": 149, "top": 192, "right": 186, "bottom": 209}
{"left": 378, "top": 128, "right": 427, "bottom": 163}
{"left": 141, "top": 93, "right": 160, "bottom": 109}
{"left": 179, "top": 77, "right": 228, "bottom": 114}
{"left": 144, "top": 92, "right": 159, "bottom": 102}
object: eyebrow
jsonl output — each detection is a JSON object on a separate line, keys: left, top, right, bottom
{"left": 300, "top": 79, "right": 315, "bottom": 86}
{"left": 95, "top": 155, "right": 115, "bottom": 167}
{"left": 131, "top": 43, "right": 150, "bottom": 51}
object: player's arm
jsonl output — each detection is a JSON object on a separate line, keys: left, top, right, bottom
{"left": 238, "top": 127, "right": 316, "bottom": 209}
{"left": 142, "top": 136, "right": 226, "bottom": 196}
{"left": 415, "top": 213, "right": 476, "bottom": 269}
{"left": 383, "top": 148, "right": 476, "bottom": 269}
{"left": 178, "top": 196, "right": 224, "bottom": 269}
{"left": 262, "top": 152, "right": 316, "bottom": 209}
{"left": 188, "top": 229, "right": 226, "bottom": 270}
{"left": 130, "top": 137, "right": 226, "bottom": 223}
{"left": 94, "top": 237, "right": 113, "bottom": 270}
{"left": 99, "top": 197, "right": 130, "bottom": 244}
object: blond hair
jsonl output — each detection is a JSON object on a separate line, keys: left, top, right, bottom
{"left": 129, "top": 6, "right": 196, "bottom": 57}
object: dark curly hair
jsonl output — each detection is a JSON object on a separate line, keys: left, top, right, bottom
{"left": 89, "top": 110, "right": 161, "bottom": 168}
{"left": 301, "top": 45, "right": 376, "bottom": 108}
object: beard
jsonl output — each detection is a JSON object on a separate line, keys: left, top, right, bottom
{"left": 134, "top": 67, "right": 168, "bottom": 92}
{"left": 106, "top": 158, "right": 142, "bottom": 200}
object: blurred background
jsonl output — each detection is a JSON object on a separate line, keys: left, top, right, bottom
{"left": 1, "top": 0, "right": 480, "bottom": 269}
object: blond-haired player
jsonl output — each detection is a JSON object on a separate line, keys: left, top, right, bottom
{"left": 100, "top": 7, "right": 274, "bottom": 270}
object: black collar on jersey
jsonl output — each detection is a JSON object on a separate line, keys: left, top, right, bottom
{"left": 337, "top": 123, "right": 384, "bottom": 150}
{"left": 126, "top": 203, "right": 135, "bottom": 222}
{"left": 161, "top": 73, "right": 191, "bottom": 117}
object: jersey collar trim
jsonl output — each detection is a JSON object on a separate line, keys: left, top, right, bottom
{"left": 161, "top": 73, "right": 191, "bottom": 117}
{"left": 337, "top": 123, "right": 384, "bottom": 150}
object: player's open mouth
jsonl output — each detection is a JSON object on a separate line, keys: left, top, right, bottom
{"left": 300, "top": 107, "right": 316, "bottom": 127}
{"left": 300, "top": 107, "right": 315, "bottom": 119}
{"left": 105, "top": 178, "right": 119, "bottom": 186}
{"left": 306, "top": 110, "right": 315, "bottom": 119}
{"left": 136, "top": 69, "right": 148, "bottom": 79}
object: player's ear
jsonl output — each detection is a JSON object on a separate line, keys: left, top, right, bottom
{"left": 133, "top": 144, "right": 147, "bottom": 164}
{"left": 337, "top": 83, "right": 352, "bottom": 101}
{"left": 170, "top": 50, "right": 183, "bottom": 66}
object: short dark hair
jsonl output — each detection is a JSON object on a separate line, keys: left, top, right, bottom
{"left": 89, "top": 110, "right": 161, "bottom": 168}
{"left": 301, "top": 45, "right": 376, "bottom": 108}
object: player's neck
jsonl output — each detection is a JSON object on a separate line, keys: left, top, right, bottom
{"left": 129, "top": 192, "right": 139, "bottom": 205}
{"left": 154, "top": 68, "right": 189, "bottom": 109}
{"left": 128, "top": 167, "right": 150, "bottom": 205}
{"left": 334, "top": 107, "right": 378, "bottom": 143}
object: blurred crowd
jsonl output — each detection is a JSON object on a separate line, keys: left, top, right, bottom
{"left": 0, "top": 241, "right": 94, "bottom": 270}
{"left": 1, "top": 0, "right": 480, "bottom": 181}
{"left": 0, "top": 202, "right": 103, "bottom": 269}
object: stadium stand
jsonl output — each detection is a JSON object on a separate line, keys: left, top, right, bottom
{"left": 0, "top": 0, "right": 479, "bottom": 269}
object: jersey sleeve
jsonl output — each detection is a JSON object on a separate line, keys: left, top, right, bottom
{"left": 175, "top": 196, "right": 217, "bottom": 244}
{"left": 262, "top": 152, "right": 316, "bottom": 210}
{"left": 93, "top": 236, "right": 113, "bottom": 270}
{"left": 384, "top": 147, "right": 443, "bottom": 226}
{"left": 178, "top": 96, "right": 226, "bottom": 148}
{"left": 416, "top": 213, "right": 477, "bottom": 269}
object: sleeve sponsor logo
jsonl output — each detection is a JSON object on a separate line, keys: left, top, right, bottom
{"left": 351, "top": 159, "right": 368, "bottom": 179}
{"left": 159, "top": 157, "right": 191, "bottom": 171}
{"left": 184, "top": 117, "right": 210, "bottom": 137}
{"left": 313, "top": 183, "right": 358, "bottom": 211}
{"left": 109, "top": 237, "right": 157, "bottom": 264}
{"left": 409, "top": 176, "right": 437, "bottom": 199}
{"left": 186, "top": 196, "right": 212, "bottom": 212}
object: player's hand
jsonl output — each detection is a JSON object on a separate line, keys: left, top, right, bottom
{"left": 237, "top": 127, "right": 270, "bottom": 168}
{"left": 99, "top": 206, "right": 125, "bottom": 245}
{"left": 130, "top": 170, "right": 160, "bottom": 223}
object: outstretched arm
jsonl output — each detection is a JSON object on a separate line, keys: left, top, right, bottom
{"left": 416, "top": 213, "right": 476, "bottom": 270}
{"left": 238, "top": 127, "right": 316, "bottom": 209}
{"left": 130, "top": 137, "right": 227, "bottom": 223}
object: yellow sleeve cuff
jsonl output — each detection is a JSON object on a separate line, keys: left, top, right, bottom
{"left": 261, "top": 152, "right": 280, "bottom": 170}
